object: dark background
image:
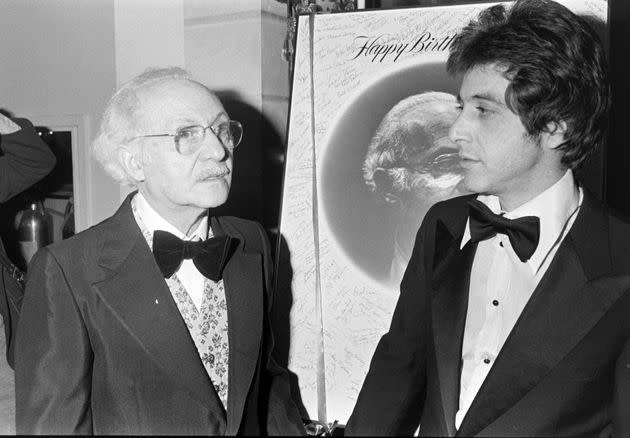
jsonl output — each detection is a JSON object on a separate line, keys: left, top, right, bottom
{"left": 607, "top": 0, "right": 630, "bottom": 218}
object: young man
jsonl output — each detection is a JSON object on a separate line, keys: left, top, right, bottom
{"left": 346, "top": 0, "right": 630, "bottom": 436}
{"left": 14, "top": 68, "right": 305, "bottom": 435}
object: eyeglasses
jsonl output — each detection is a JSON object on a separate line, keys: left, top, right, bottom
{"left": 131, "top": 119, "right": 243, "bottom": 155}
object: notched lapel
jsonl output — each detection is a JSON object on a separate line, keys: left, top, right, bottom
{"left": 92, "top": 198, "right": 223, "bottom": 415}
{"left": 431, "top": 196, "right": 474, "bottom": 290}
{"left": 432, "top": 219, "right": 462, "bottom": 290}
{"left": 458, "top": 231, "right": 624, "bottom": 436}
{"left": 214, "top": 220, "right": 264, "bottom": 435}
{"left": 432, "top": 218, "right": 477, "bottom": 436}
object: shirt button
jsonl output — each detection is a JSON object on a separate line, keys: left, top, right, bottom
{"left": 492, "top": 300, "right": 499, "bottom": 306}
{"left": 499, "top": 241, "right": 504, "bottom": 247}
{"left": 483, "top": 358, "right": 491, "bottom": 364}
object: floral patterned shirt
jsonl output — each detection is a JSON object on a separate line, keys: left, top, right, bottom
{"left": 131, "top": 196, "right": 230, "bottom": 408}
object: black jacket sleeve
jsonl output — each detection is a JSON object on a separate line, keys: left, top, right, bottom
{"left": 15, "top": 248, "right": 93, "bottom": 434}
{"left": 345, "top": 219, "right": 431, "bottom": 436}
{"left": 0, "top": 118, "right": 56, "bottom": 202}
{"left": 254, "top": 222, "right": 306, "bottom": 436}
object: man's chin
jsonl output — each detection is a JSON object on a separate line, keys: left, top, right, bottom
{"left": 188, "top": 188, "right": 230, "bottom": 210}
{"left": 460, "top": 175, "right": 484, "bottom": 195}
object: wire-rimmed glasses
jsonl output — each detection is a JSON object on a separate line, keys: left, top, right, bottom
{"left": 131, "top": 118, "right": 243, "bottom": 155}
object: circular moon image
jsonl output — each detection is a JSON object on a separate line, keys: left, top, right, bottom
{"left": 320, "top": 60, "right": 468, "bottom": 287}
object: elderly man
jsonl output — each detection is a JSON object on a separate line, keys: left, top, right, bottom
{"left": 348, "top": 0, "right": 630, "bottom": 436}
{"left": 14, "top": 68, "right": 305, "bottom": 435}
{"left": 363, "top": 91, "right": 466, "bottom": 283}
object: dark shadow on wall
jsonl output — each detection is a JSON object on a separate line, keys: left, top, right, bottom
{"left": 210, "top": 91, "right": 308, "bottom": 419}
{"left": 273, "top": 234, "right": 309, "bottom": 420}
{"left": 211, "top": 90, "right": 286, "bottom": 256}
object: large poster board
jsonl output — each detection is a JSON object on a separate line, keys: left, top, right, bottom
{"left": 277, "top": 0, "right": 608, "bottom": 424}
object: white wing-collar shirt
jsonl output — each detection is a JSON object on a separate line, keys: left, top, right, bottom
{"left": 455, "top": 169, "right": 582, "bottom": 429}
{"left": 133, "top": 192, "right": 209, "bottom": 310}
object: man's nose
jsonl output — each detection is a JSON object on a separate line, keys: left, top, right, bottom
{"left": 200, "top": 130, "right": 228, "bottom": 161}
{"left": 448, "top": 112, "right": 468, "bottom": 145}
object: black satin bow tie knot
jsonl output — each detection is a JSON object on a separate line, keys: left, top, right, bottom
{"left": 152, "top": 230, "right": 233, "bottom": 281}
{"left": 468, "top": 199, "right": 540, "bottom": 262}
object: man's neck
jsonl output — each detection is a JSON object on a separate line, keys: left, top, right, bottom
{"left": 175, "top": 212, "right": 207, "bottom": 237}
{"left": 497, "top": 167, "right": 567, "bottom": 212}
{"left": 137, "top": 190, "right": 206, "bottom": 237}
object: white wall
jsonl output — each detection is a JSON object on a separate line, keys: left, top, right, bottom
{"left": 114, "top": 0, "right": 185, "bottom": 87}
{"left": 0, "top": 0, "right": 119, "bottom": 228}
{"left": 114, "top": 0, "right": 186, "bottom": 201}
{"left": 184, "top": 0, "right": 289, "bottom": 141}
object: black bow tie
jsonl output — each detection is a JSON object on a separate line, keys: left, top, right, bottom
{"left": 152, "top": 230, "right": 233, "bottom": 281}
{"left": 468, "top": 199, "right": 540, "bottom": 262}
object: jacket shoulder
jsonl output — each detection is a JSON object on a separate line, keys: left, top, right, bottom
{"left": 215, "top": 216, "right": 267, "bottom": 253}
{"left": 216, "top": 216, "right": 261, "bottom": 232}
{"left": 37, "top": 212, "right": 120, "bottom": 266}
{"left": 427, "top": 194, "right": 475, "bottom": 218}
{"left": 421, "top": 194, "right": 475, "bottom": 232}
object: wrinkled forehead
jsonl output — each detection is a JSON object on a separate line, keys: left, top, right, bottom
{"left": 133, "top": 78, "right": 224, "bottom": 130}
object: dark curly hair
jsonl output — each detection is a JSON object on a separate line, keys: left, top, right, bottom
{"left": 446, "top": 0, "right": 610, "bottom": 169}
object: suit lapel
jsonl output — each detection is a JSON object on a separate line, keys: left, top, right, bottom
{"left": 457, "top": 191, "right": 622, "bottom": 436}
{"left": 92, "top": 196, "right": 225, "bottom": 417}
{"left": 212, "top": 218, "right": 263, "bottom": 435}
{"left": 430, "top": 196, "right": 477, "bottom": 436}
{"left": 456, "top": 237, "right": 587, "bottom": 436}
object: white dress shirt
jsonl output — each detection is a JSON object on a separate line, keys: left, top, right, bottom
{"left": 455, "top": 170, "right": 582, "bottom": 429}
{"left": 133, "top": 192, "right": 209, "bottom": 310}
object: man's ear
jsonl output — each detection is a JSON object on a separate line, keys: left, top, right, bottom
{"left": 541, "top": 120, "right": 568, "bottom": 150}
{"left": 118, "top": 147, "right": 145, "bottom": 182}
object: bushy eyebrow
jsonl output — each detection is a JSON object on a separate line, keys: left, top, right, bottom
{"left": 472, "top": 92, "right": 504, "bottom": 105}
{"left": 458, "top": 92, "right": 506, "bottom": 108}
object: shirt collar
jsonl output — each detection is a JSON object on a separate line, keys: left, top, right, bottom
{"left": 133, "top": 192, "right": 210, "bottom": 241}
{"left": 461, "top": 169, "right": 581, "bottom": 272}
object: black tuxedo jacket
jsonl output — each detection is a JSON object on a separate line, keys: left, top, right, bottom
{"left": 346, "top": 191, "right": 630, "bottom": 437}
{"left": 14, "top": 195, "right": 305, "bottom": 435}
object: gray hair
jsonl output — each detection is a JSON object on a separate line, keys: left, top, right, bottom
{"left": 91, "top": 66, "right": 194, "bottom": 185}
{"left": 363, "top": 91, "right": 459, "bottom": 196}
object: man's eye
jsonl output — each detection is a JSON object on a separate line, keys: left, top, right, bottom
{"left": 476, "top": 106, "right": 490, "bottom": 115}
{"left": 177, "top": 129, "right": 196, "bottom": 140}
{"left": 214, "top": 123, "right": 228, "bottom": 136}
